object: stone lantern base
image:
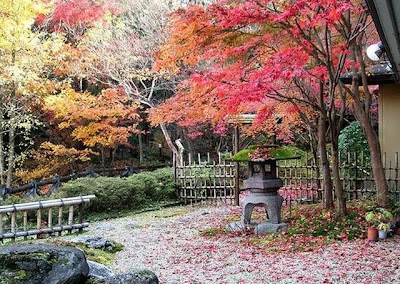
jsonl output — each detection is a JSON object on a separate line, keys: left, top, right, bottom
{"left": 226, "top": 221, "right": 287, "bottom": 234}
{"left": 226, "top": 189, "right": 288, "bottom": 234}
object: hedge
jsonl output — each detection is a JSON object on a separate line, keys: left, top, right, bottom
{"left": 59, "top": 167, "right": 176, "bottom": 213}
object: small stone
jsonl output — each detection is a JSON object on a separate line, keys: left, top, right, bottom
{"left": 96, "top": 225, "right": 116, "bottom": 231}
{"left": 125, "top": 223, "right": 142, "bottom": 230}
{"left": 68, "top": 235, "right": 115, "bottom": 250}
{"left": 88, "top": 260, "right": 115, "bottom": 280}
{"left": 154, "top": 222, "right": 168, "bottom": 228}
{"left": 101, "top": 270, "right": 159, "bottom": 284}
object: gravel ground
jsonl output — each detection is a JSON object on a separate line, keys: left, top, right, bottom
{"left": 72, "top": 205, "right": 400, "bottom": 284}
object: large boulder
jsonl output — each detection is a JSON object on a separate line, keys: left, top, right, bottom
{"left": 0, "top": 244, "right": 89, "bottom": 284}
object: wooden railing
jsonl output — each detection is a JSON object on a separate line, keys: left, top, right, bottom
{"left": 0, "top": 195, "right": 95, "bottom": 241}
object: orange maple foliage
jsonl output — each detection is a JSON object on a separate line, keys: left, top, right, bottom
{"left": 44, "top": 87, "right": 140, "bottom": 149}
{"left": 14, "top": 142, "right": 96, "bottom": 183}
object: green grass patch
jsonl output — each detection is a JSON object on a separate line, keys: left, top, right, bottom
{"left": 51, "top": 240, "right": 123, "bottom": 266}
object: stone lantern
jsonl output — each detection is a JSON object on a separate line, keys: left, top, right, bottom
{"left": 227, "top": 146, "right": 298, "bottom": 233}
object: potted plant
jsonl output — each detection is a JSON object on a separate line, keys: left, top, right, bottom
{"left": 377, "top": 222, "right": 390, "bottom": 239}
{"left": 365, "top": 208, "right": 393, "bottom": 241}
{"left": 365, "top": 211, "right": 380, "bottom": 242}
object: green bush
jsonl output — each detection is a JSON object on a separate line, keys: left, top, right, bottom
{"left": 147, "top": 167, "right": 176, "bottom": 200}
{"left": 339, "top": 121, "right": 370, "bottom": 158}
{"left": 59, "top": 167, "right": 176, "bottom": 213}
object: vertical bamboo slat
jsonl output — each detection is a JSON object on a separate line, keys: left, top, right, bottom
{"left": 11, "top": 211, "right": 16, "bottom": 240}
{"left": 37, "top": 209, "right": 42, "bottom": 230}
{"left": 68, "top": 206, "right": 74, "bottom": 233}
{"left": 48, "top": 208, "right": 53, "bottom": 228}
{"left": 58, "top": 207, "right": 63, "bottom": 236}
{"left": 23, "top": 211, "right": 28, "bottom": 231}
{"left": 223, "top": 160, "right": 227, "bottom": 204}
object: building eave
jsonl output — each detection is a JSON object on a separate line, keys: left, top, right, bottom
{"left": 365, "top": 0, "right": 400, "bottom": 82}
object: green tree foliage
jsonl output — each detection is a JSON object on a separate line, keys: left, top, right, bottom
{"left": 339, "top": 121, "right": 370, "bottom": 156}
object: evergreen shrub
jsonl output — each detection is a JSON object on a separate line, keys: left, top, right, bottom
{"left": 60, "top": 167, "right": 176, "bottom": 213}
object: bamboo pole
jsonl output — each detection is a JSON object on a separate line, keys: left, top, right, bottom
{"left": 0, "top": 223, "right": 89, "bottom": 240}
{"left": 23, "top": 211, "right": 27, "bottom": 231}
{"left": 68, "top": 206, "right": 74, "bottom": 233}
{"left": 37, "top": 208, "right": 42, "bottom": 230}
{"left": 48, "top": 208, "right": 53, "bottom": 228}
{"left": 11, "top": 211, "right": 16, "bottom": 241}
{"left": 0, "top": 195, "right": 95, "bottom": 213}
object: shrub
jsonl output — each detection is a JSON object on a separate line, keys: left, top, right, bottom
{"left": 60, "top": 177, "right": 147, "bottom": 212}
{"left": 59, "top": 167, "right": 176, "bottom": 213}
{"left": 147, "top": 167, "right": 176, "bottom": 200}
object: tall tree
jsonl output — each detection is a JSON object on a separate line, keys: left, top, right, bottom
{"left": 81, "top": 0, "right": 186, "bottom": 164}
{"left": 0, "top": 0, "right": 63, "bottom": 187}
{"left": 152, "top": 0, "right": 389, "bottom": 211}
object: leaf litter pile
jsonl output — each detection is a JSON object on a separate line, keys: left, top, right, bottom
{"left": 85, "top": 200, "right": 400, "bottom": 283}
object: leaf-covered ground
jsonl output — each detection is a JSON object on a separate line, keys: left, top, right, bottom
{"left": 77, "top": 204, "right": 400, "bottom": 283}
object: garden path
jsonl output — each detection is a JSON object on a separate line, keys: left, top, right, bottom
{"left": 77, "top": 205, "right": 400, "bottom": 284}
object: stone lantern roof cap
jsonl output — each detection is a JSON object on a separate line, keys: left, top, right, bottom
{"left": 231, "top": 145, "right": 301, "bottom": 162}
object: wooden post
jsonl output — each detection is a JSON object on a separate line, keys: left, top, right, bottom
{"left": 23, "top": 211, "right": 28, "bottom": 240}
{"left": 223, "top": 160, "right": 227, "bottom": 204}
{"left": 78, "top": 203, "right": 83, "bottom": 233}
{"left": 68, "top": 206, "right": 74, "bottom": 233}
{"left": 58, "top": 207, "right": 62, "bottom": 236}
{"left": 11, "top": 211, "right": 16, "bottom": 241}
{"left": 0, "top": 213, "right": 3, "bottom": 236}
{"left": 37, "top": 208, "right": 42, "bottom": 230}
{"left": 234, "top": 126, "right": 240, "bottom": 206}
{"left": 48, "top": 208, "right": 53, "bottom": 229}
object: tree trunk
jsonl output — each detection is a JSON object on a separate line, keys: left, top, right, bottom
{"left": 318, "top": 116, "right": 334, "bottom": 209}
{"left": 347, "top": 40, "right": 390, "bottom": 208}
{"left": 0, "top": 112, "right": 4, "bottom": 185}
{"left": 309, "top": 127, "right": 321, "bottom": 192}
{"left": 111, "top": 148, "right": 117, "bottom": 165}
{"left": 138, "top": 133, "right": 143, "bottom": 166}
{"left": 331, "top": 135, "right": 346, "bottom": 216}
{"left": 362, "top": 118, "right": 390, "bottom": 207}
{"left": 100, "top": 147, "right": 105, "bottom": 168}
{"left": 6, "top": 124, "right": 16, "bottom": 188}
{"left": 160, "top": 123, "right": 181, "bottom": 166}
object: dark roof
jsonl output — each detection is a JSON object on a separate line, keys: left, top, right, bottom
{"left": 365, "top": 0, "right": 400, "bottom": 82}
{"left": 340, "top": 63, "right": 397, "bottom": 85}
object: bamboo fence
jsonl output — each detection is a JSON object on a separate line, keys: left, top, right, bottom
{"left": 175, "top": 153, "right": 236, "bottom": 204}
{"left": 0, "top": 195, "right": 95, "bottom": 241}
{"left": 175, "top": 151, "right": 400, "bottom": 205}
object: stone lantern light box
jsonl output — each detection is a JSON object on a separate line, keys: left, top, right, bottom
{"left": 227, "top": 145, "right": 300, "bottom": 234}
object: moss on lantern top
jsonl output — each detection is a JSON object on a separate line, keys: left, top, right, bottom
{"left": 231, "top": 145, "right": 301, "bottom": 162}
